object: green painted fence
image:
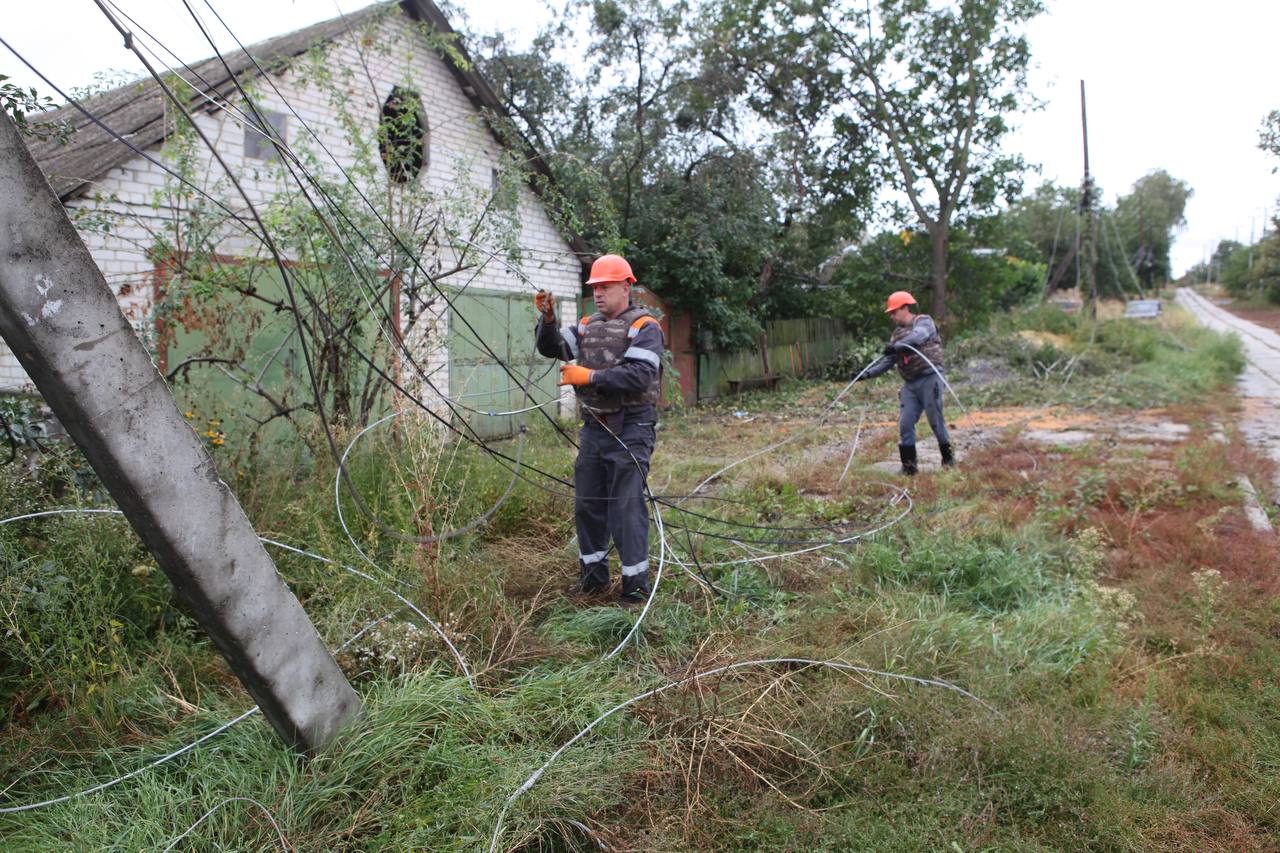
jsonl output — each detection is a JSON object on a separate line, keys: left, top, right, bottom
{"left": 697, "top": 317, "right": 853, "bottom": 400}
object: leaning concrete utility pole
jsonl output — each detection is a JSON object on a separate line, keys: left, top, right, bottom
{"left": 0, "top": 113, "right": 360, "bottom": 753}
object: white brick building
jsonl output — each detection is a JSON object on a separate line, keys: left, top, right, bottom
{"left": 9, "top": 0, "right": 585, "bottom": 432}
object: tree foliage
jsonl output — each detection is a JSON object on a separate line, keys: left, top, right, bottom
{"left": 479, "top": 0, "right": 878, "bottom": 350}
{"left": 0, "top": 75, "right": 70, "bottom": 144}
{"left": 1111, "top": 169, "right": 1191, "bottom": 288}
{"left": 1260, "top": 109, "right": 1280, "bottom": 170}
{"left": 709, "top": 0, "right": 1043, "bottom": 322}
{"left": 1003, "top": 170, "right": 1191, "bottom": 302}
{"left": 477, "top": 0, "right": 1044, "bottom": 345}
{"left": 1196, "top": 230, "right": 1280, "bottom": 306}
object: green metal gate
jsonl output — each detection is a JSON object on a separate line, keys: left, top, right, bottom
{"left": 165, "top": 266, "right": 384, "bottom": 454}
{"left": 448, "top": 289, "right": 566, "bottom": 439}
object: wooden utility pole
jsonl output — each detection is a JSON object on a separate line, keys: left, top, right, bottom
{"left": 0, "top": 113, "right": 360, "bottom": 753}
{"left": 1080, "top": 80, "right": 1099, "bottom": 321}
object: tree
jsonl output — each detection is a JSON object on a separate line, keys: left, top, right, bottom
{"left": 1260, "top": 109, "right": 1280, "bottom": 169}
{"left": 822, "top": 214, "right": 1042, "bottom": 336}
{"left": 1112, "top": 170, "right": 1192, "bottom": 287}
{"left": 0, "top": 74, "right": 70, "bottom": 144}
{"left": 715, "top": 0, "right": 1043, "bottom": 322}
{"left": 478, "top": 0, "right": 842, "bottom": 350}
{"left": 1007, "top": 181, "right": 1083, "bottom": 277}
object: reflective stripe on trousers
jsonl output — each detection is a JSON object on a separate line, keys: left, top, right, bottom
{"left": 575, "top": 415, "right": 656, "bottom": 595}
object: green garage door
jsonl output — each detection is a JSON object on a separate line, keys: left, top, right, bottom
{"left": 164, "top": 266, "right": 386, "bottom": 455}
{"left": 448, "top": 289, "right": 566, "bottom": 439}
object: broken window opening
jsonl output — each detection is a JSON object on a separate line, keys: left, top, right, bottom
{"left": 243, "top": 105, "right": 287, "bottom": 162}
{"left": 379, "top": 87, "right": 428, "bottom": 184}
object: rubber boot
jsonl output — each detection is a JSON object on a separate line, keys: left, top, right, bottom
{"left": 939, "top": 442, "right": 955, "bottom": 468}
{"left": 619, "top": 569, "right": 650, "bottom": 606}
{"left": 898, "top": 443, "right": 918, "bottom": 476}
{"left": 574, "top": 560, "right": 610, "bottom": 596}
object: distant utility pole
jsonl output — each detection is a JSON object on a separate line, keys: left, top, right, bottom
{"left": 0, "top": 113, "right": 360, "bottom": 753}
{"left": 1080, "top": 80, "right": 1098, "bottom": 320}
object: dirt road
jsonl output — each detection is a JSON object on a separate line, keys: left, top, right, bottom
{"left": 1177, "top": 287, "right": 1280, "bottom": 499}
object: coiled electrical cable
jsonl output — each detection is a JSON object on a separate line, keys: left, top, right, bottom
{"left": 487, "top": 657, "right": 999, "bottom": 852}
{"left": 159, "top": 796, "right": 287, "bottom": 852}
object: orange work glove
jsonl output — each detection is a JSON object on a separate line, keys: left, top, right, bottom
{"left": 558, "top": 364, "right": 594, "bottom": 386}
{"left": 534, "top": 290, "right": 556, "bottom": 318}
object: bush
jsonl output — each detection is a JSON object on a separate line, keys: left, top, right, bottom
{"left": 823, "top": 338, "right": 885, "bottom": 381}
{"left": 0, "top": 504, "right": 175, "bottom": 719}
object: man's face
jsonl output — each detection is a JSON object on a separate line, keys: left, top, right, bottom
{"left": 591, "top": 280, "right": 631, "bottom": 318}
{"left": 890, "top": 306, "right": 914, "bottom": 326}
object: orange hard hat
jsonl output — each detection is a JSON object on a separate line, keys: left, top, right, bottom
{"left": 586, "top": 254, "right": 636, "bottom": 286}
{"left": 885, "top": 291, "right": 917, "bottom": 313}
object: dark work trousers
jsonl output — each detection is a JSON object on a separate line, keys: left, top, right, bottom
{"left": 575, "top": 411, "right": 657, "bottom": 597}
{"left": 899, "top": 372, "right": 951, "bottom": 447}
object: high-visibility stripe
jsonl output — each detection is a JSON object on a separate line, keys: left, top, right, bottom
{"left": 579, "top": 549, "right": 608, "bottom": 565}
{"left": 623, "top": 346, "right": 660, "bottom": 367}
{"left": 560, "top": 326, "right": 580, "bottom": 359}
{"left": 621, "top": 560, "right": 648, "bottom": 577}
{"left": 627, "top": 315, "right": 661, "bottom": 338}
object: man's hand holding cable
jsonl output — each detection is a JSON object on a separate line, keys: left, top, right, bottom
{"left": 558, "top": 364, "right": 594, "bottom": 386}
{"left": 534, "top": 290, "right": 557, "bottom": 320}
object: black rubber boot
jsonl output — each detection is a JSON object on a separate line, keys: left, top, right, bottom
{"left": 898, "top": 443, "right": 918, "bottom": 476}
{"left": 939, "top": 442, "right": 955, "bottom": 468}
{"left": 618, "top": 587, "right": 649, "bottom": 607}
{"left": 619, "top": 571, "right": 651, "bottom": 606}
{"left": 573, "top": 560, "right": 610, "bottom": 596}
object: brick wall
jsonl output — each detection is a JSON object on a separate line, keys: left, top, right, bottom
{"left": 1, "top": 11, "right": 581, "bottom": 416}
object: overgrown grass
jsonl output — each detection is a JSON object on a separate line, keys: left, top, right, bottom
{"left": 2, "top": 309, "right": 1277, "bottom": 850}
{"left": 951, "top": 302, "right": 1246, "bottom": 409}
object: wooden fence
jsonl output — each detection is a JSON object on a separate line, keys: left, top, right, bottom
{"left": 696, "top": 317, "right": 853, "bottom": 400}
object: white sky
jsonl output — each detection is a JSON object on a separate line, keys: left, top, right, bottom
{"left": 3, "top": 0, "right": 1278, "bottom": 275}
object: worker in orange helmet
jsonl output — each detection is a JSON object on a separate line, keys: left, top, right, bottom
{"left": 853, "top": 290, "right": 953, "bottom": 474}
{"left": 533, "top": 254, "right": 665, "bottom": 604}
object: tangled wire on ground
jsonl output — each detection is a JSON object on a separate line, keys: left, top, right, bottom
{"left": 0, "top": 3, "right": 992, "bottom": 847}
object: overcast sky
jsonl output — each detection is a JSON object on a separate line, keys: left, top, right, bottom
{"left": 4, "top": 0, "right": 1278, "bottom": 275}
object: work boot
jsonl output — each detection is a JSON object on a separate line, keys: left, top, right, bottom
{"left": 618, "top": 589, "right": 648, "bottom": 607}
{"left": 939, "top": 442, "right": 955, "bottom": 468}
{"left": 898, "top": 443, "right": 918, "bottom": 476}
{"left": 573, "top": 561, "right": 609, "bottom": 596}
{"left": 619, "top": 573, "right": 650, "bottom": 606}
